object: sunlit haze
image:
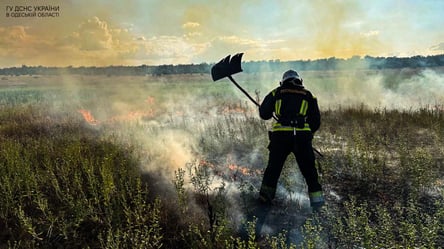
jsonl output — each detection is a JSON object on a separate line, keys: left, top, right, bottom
{"left": 1, "top": 0, "right": 443, "bottom": 67}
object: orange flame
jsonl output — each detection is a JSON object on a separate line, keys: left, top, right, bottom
{"left": 219, "top": 105, "right": 251, "bottom": 114}
{"left": 197, "top": 158, "right": 263, "bottom": 180}
{"left": 145, "top": 96, "right": 155, "bottom": 105}
{"left": 78, "top": 95, "right": 159, "bottom": 125}
{"left": 78, "top": 109, "right": 99, "bottom": 125}
{"left": 228, "top": 164, "right": 262, "bottom": 176}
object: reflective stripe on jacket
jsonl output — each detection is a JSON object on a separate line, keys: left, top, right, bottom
{"left": 259, "top": 83, "right": 321, "bottom": 133}
{"left": 272, "top": 122, "right": 311, "bottom": 132}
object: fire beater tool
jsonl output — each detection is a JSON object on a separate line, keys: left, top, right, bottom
{"left": 210, "top": 53, "right": 323, "bottom": 158}
{"left": 211, "top": 53, "right": 260, "bottom": 107}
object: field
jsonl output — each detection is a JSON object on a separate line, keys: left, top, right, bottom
{"left": 0, "top": 68, "right": 443, "bottom": 248}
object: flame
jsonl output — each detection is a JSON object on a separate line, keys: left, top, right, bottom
{"left": 218, "top": 103, "right": 252, "bottom": 114}
{"left": 78, "top": 109, "right": 99, "bottom": 125}
{"left": 145, "top": 96, "right": 155, "bottom": 105}
{"left": 199, "top": 159, "right": 216, "bottom": 168}
{"left": 78, "top": 96, "right": 159, "bottom": 125}
{"left": 228, "top": 163, "right": 262, "bottom": 176}
{"left": 196, "top": 158, "right": 263, "bottom": 182}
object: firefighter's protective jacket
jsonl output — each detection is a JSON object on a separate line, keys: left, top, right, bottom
{"left": 259, "top": 82, "right": 320, "bottom": 133}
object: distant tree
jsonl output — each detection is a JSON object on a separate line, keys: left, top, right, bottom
{"left": 1, "top": 54, "right": 443, "bottom": 76}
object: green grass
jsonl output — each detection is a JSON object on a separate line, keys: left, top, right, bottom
{"left": 315, "top": 105, "right": 444, "bottom": 248}
{"left": 0, "top": 73, "right": 443, "bottom": 248}
{"left": 0, "top": 105, "right": 164, "bottom": 248}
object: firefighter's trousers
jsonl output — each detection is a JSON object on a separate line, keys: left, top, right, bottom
{"left": 259, "top": 131, "right": 322, "bottom": 203}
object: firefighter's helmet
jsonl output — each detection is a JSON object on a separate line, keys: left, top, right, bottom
{"left": 281, "top": 70, "right": 302, "bottom": 85}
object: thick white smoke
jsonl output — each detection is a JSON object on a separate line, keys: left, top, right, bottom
{"left": 386, "top": 69, "right": 444, "bottom": 109}
{"left": 243, "top": 68, "right": 444, "bottom": 110}
{"left": 309, "top": 68, "right": 444, "bottom": 110}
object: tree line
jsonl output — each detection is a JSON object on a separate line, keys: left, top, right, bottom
{"left": 1, "top": 54, "right": 443, "bottom": 76}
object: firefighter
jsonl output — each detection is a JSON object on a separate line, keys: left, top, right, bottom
{"left": 258, "top": 69, "right": 324, "bottom": 212}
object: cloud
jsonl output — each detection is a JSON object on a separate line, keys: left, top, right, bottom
{"left": 0, "top": 26, "right": 42, "bottom": 63}
{"left": 204, "top": 35, "right": 299, "bottom": 62}
{"left": 216, "top": 36, "right": 259, "bottom": 47}
{"left": 137, "top": 35, "right": 210, "bottom": 64}
{"left": 1, "top": 0, "right": 442, "bottom": 67}
{"left": 65, "top": 17, "right": 137, "bottom": 54}
{"left": 0, "top": 26, "right": 28, "bottom": 45}
{"left": 212, "top": 36, "right": 284, "bottom": 52}
{"left": 76, "top": 17, "right": 114, "bottom": 51}
{"left": 182, "top": 22, "right": 200, "bottom": 29}
{"left": 431, "top": 42, "right": 444, "bottom": 51}
{"left": 360, "top": 30, "right": 380, "bottom": 37}
{"left": 0, "top": 15, "right": 212, "bottom": 66}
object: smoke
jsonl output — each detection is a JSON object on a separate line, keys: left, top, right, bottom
{"left": 54, "top": 67, "right": 443, "bottom": 240}
{"left": 139, "top": 128, "right": 197, "bottom": 177}
{"left": 387, "top": 69, "right": 444, "bottom": 108}
{"left": 259, "top": 68, "right": 444, "bottom": 110}
{"left": 305, "top": 1, "right": 368, "bottom": 58}
{"left": 69, "top": 77, "right": 201, "bottom": 168}
{"left": 237, "top": 68, "right": 440, "bottom": 110}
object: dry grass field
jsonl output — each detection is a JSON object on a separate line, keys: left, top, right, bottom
{"left": 0, "top": 69, "right": 443, "bottom": 248}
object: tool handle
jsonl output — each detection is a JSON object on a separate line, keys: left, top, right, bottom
{"left": 228, "top": 76, "right": 260, "bottom": 107}
{"left": 227, "top": 76, "right": 278, "bottom": 121}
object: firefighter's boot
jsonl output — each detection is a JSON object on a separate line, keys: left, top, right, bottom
{"left": 309, "top": 191, "right": 325, "bottom": 212}
{"left": 258, "top": 184, "right": 275, "bottom": 205}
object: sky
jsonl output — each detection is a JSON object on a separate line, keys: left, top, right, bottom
{"left": 0, "top": 0, "right": 443, "bottom": 67}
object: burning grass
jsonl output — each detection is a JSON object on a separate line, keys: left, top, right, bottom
{"left": 0, "top": 72, "right": 443, "bottom": 248}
